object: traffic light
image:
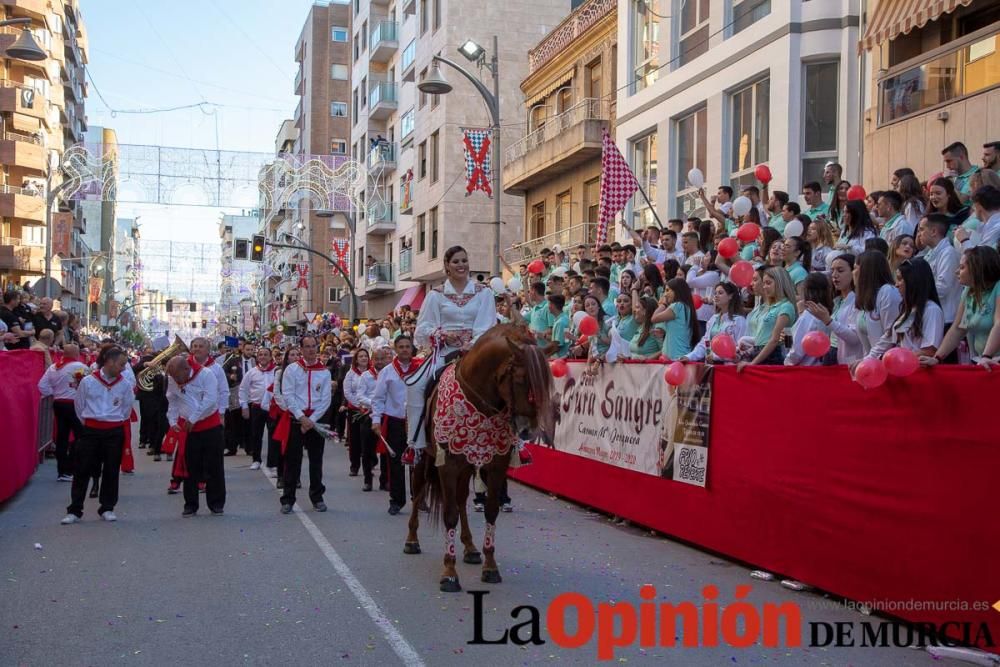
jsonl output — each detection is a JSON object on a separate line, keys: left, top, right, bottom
{"left": 202, "top": 319, "right": 208, "bottom": 329}
{"left": 234, "top": 238, "right": 249, "bottom": 260}
{"left": 166, "top": 299, "right": 173, "bottom": 313}
{"left": 251, "top": 234, "right": 265, "bottom": 263}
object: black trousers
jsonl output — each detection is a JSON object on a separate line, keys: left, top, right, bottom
{"left": 223, "top": 408, "right": 243, "bottom": 454}
{"left": 332, "top": 402, "right": 347, "bottom": 439}
{"left": 281, "top": 425, "right": 325, "bottom": 507}
{"left": 247, "top": 405, "right": 268, "bottom": 463}
{"left": 474, "top": 467, "right": 511, "bottom": 505}
{"left": 349, "top": 411, "right": 376, "bottom": 483}
{"left": 265, "top": 416, "right": 283, "bottom": 477}
{"left": 150, "top": 409, "right": 169, "bottom": 455}
{"left": 52, "top": 401, "right": 81, "bottom": 477}
{"left": 137, "top": 393, "right": 158, "bottom": 445}
{"left": 182, "top": 426, "right": 226, "bottom": 512}
{"left": 67, "top": 426, "right": 123, "bottom": 517}
{"left": 384, "top": 416, "right": 407, "bottom": 508}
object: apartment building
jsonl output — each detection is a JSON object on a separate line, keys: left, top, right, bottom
{"left": 614, "top": 0, "right": 861, "bottom": 231}
{"left": 350, "top": 0, "right": 573, "bottom": 316}
{"left": 502, "top": 0, "right": 616, "bottom": 268}
{"left": 219, "top": 212, "right": 261, "bottom": 330}
{"left": 860, "top": 0, "right": 1000, "bottom": 188}
{"left": 0, "top": 0, "right": 89, "bottom": 309}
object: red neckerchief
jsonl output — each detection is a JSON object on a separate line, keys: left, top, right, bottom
{"left": 298, "top": 358, "right": 325, "bottom": 371}
{"left": 203, "top": 355, "right": 216, "bottom": 366}
{"left": 393, "top": 357, "right": 421, "bottom": 378}
{"left": 188, "top": 354, "right": 215, "bottom": 369}
{"left": 258, "top": 362, "right": 276, "bottom": 372}
{"left": 54, "top": 359, "right": 76, "bottom": 370}
{"left": 93, "top": 369, "right": 123, "bottom": 388}
{"left": 178, "top": 358, "right": 204, "bottom": 387}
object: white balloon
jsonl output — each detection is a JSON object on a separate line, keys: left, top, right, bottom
{"left": 732, "top": 196, "right": 752, "bottom": 217}
{"left": 489, "top": 277, "right": 505, "bottom": 293}
{"left": 572, "top": 311, "right": 588, "bottom": 327}
{"left": 687, "top": 168, "right": 705, "bottom": 188}
{"left": 507, "top": 276, "right": 523, "bottom": 292}
{"left": 783, "top": 220, "right": 804, "bottom": 239}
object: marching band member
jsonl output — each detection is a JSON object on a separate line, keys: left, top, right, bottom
{"left": 266, "top": 347, "right": 300, "bottom": 485}
{"left": 279, "top": 335, "right": 331, "bottom": 514}
{"left": 61, "top": 347, "right": 133, "bottom": 525}
{"left": 239, "top": 347, "right": 276, "bottom": 471}
{"left": 408, "top": 246, "right": 497, "bottom": 465}
{"left": 342, "top": 348, "right": 371, "bottom": 479}
{"left": 165, "top": 355, "right": 226, "bottom": 517}
{"left": 371, "top": 337, "right": 420, "bottom": 515}
{"left": 357, "top": 349, "right": 384, "bottom": 492}
{"left": 190, "top": 337, "right": 229, "bottom": 418}
{"left": 38, "top": 344, "right": 88, "bottom": 482}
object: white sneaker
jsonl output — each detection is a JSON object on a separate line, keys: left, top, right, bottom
{"left": 501, "top": 503, "right": 513, "bottom": 513}
{"left": 267, "top": 467, "right": 277, "bottom": 478}
{"left": 60, "top": 514, "right": 79, "bottom": 525}
{"left": 250, "top": 462, "right": 261, "bottom": 471}
{"left": 57, "top": 475, "right": 73, "bottom": 482}
{"left": 100, "top": 511, "right": 117, "bottom": 522}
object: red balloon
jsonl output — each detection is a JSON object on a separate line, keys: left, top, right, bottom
{"left": 710, "top": 333, "right": 736, "bottom": 360}
{"left": 576, "top": 335, "right": 589, "bottom": 347}
{"left": 664, "top": 361, "right": 686, "bottom": 386}
{"left": 550, "top": 358, "right": 569, "bottom": 378}
{"left": 528, "top": 259, "right": 545, "bottom": 274}
{"left": 846, "top": 185, "right": 867, "bottom": 202}
{"left": 854, "top": 358, "right": 888, "bottom": 389}
{"left": 736, "top": 223, "right": 760, "bottom": 243}
{"left": 802, "top": 331, "right": 831, "bottom": 358}
{"left": 729, "top": 261, "right": 755, "bottom": 288}
{"left": 718, "top": 237, "right": 739, "bottom": 259}
{"left": 754, "top": 164, "right": 772, "bottom": 184}
{"left": 692, "top": 294, "right": 703, "bottom": 309}
{"left": 578, "top": 315, "right": 598, "bottom": 337}
{"left": 883, "top": 347, "right": 919, "bottom": 377}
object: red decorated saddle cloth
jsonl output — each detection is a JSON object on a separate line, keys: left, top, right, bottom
{"left": 432, "top": 364, "right": 517, "bottom": 468}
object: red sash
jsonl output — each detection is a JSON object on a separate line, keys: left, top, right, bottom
{"left": 273, "top": 409, "right": 291, "bottom": 455}
{"left": 166, "top": 413, "right": 222, "bottom": 479}
{"left": 376, "top": 416, "right": 390, "bottom": 455}
{"left": 84, "top": 418, "right": 133, "bottom": 472}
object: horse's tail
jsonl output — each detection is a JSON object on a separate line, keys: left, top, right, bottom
{"left": 422, "top": 449, "right": 444, "bottom": 528}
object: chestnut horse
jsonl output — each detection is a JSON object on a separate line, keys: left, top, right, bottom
{"left": 404, "top": 324, "right": 554, "bottom": 592}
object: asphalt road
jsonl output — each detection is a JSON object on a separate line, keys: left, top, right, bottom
{"left": 1, "top": 424, "right": 960, "bottom": 666}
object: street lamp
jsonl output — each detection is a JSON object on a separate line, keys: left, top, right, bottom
{"left": 418, "top": 36, "right": 501, "bottom": 277}
{"left": 315, "top": 207, "right": 357, "bottom": 323}
{"left": 0, "top": 18, "right": 47, "bottom": 61}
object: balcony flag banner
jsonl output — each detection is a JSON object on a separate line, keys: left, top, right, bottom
{"left": 331, "top": 239, "right": 350, "bottom": 277}
{"left": 597, "top": 129, "right": 639, "bottom": 245}
{"left": 295, "top": 263, "right": 309, "bottom": 290}
{"left": 88, "top": 277, "right": 102, "bottom": 304}
{"left": 462, "top": 128, "right": 493, "bottom": 198}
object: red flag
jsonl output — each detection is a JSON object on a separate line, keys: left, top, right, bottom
{"left": 597, "top": 129, "right": 638, "bottom": 246}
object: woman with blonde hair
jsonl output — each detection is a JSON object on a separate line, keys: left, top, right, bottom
{"left": 888, "top": 234, "right": 915, "bottom": 274}
{"left": 806, "top": 217, "right": 836, "bottom": 272}
{"left": 738, "top": 266, "right": 798, "bottom": 368}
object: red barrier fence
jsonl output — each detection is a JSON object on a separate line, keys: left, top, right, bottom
{"left": 510, "top": 362, "right": 1000, "bottom": 650}
{"left": 0, "top": 351, "right": 47, "bottom": 503}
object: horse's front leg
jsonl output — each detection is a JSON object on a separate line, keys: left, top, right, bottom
{"left": 458, "top": 467, "right": 481, "bottom": 564}
{"left": 439, "top": 466, "right": 461, "bottom": 593}
{"left": 481, "top": 463, "right": 505, "bottom": 584}
{"left": 404, "top": 457, "right": 424, "bottom": 555}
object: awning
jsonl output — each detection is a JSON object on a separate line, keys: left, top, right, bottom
{"left": 395, "top": 284, "right": 426, "bottom": 311}
{"left": 523, "top": 69, "right": 574, "bottom": 108}
{"left": 860, "top": 0, "right": 975, "bottom": 51}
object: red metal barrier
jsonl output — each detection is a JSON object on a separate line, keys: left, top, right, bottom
{"left": 0, "top": 350, "right": 47, "bottom": 503}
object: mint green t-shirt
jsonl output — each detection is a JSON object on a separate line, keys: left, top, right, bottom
{"left": 616, "top": 314, "right": 639, "bottom": 343}
{"left": 805, "top": 201, "right": 830, "bottom": 221}
{"left": 661, "top": 302, "right": 693, "bottom": 360}
{"left": 768, "top": 213, "right": 787, "bottom": 235}
{"left": 591, "top": 319, "right": 611, "bottom": 355}
{"left": 960, "top": 282, "right": 1000, "bottom": 357}
{"left": 529, "top": 302, "right": 553, "bottom": 346}
{"left": 786, "top": 261, "right": 808, "bottom": 286}
{"left": 550, "top": 312, "right": 571, "bottom": 358}
{"left": 747, "top": 299, "right": 797, "bottom": 346}
{"left": 629, "top": 329, "right": 661, "bottom": 358}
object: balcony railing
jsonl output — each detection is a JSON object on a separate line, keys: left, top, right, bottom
{"left": 501, "top": 222, "right": 597, "bottom": 266}
{"left": 367, "top": 142, "right": 396, "bottom": 169}
{"left": 366, "top": 262, "right": 393, "bottom": 286}
{"left": 399, "top": 247, "right": 412, "bottom": 275}
{"left": 3, "top": 130, "right": 43, "bottom": 145}
{"left": 1, "top": 236, "right": 45, "bottom": 247}
{"left": 527, "top": 0, "right": 615, "bottom": 73}
{"left": 878, "top": 29, "right": 1000, "bottom": 126}
{"left": 369, "top": 82, "right": 397, "bottom": 108}
{"left": 370, "top": 21, "right": 398, "bottom": 46}
{"left": 401, "top": 39, "right": 416, "bottom": 73}
{"left": 367, "top": 206, "right": 395, "bottom": 228}
{"left": 504, "top": 98, "right": 611, "bottom": 165}
{"left": 0, "top": 184, "right": 43, "bottom": 197}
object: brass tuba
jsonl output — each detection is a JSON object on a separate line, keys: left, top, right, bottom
{"left": 136, "top": 335, "right": 189, "bottom": 392}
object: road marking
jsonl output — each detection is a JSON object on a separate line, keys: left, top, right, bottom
{"left": 262, "top": 469, "right": 425, "bottom": 667}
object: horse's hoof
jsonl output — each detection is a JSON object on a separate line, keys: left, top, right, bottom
{"left": 403, "top": 542, "right": 422, "bottom": 555}
{"left": 481, "top": 569, "right": 503, "bottom": 584}
{"left": 463, "top": 551, "right": 482, "bottom": 564}
{"left": 439, "top": 577, "right": 462, "bottom": 593}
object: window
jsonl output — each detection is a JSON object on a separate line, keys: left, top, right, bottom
{"left": 729, "top": 78, "right": 769, "bottom": 188}
{"left": 429, "top": 207, "right": 439, "bottom": 259}
{"left": 530, "top": 201, "right": 546, "bottom": 240}
{"left": 802, "top": 62, "right": 839, "bottom": 187}
{"left": 362, "top": 21, "right": 368, "bottom": 51}
{"left": 330, "top": 102, "right": 348, "bottom": 117}
{"left": 678, "top": 0, "right": 710, "bottom": 67}
{"left": 417, "top": 214, "right": 426, "bottom": 252}
{"left": 632, "top": 1, "right": 659, "bottom": 92}
{"left": 557, "top": 87, "right": 572, "bottom": 113}
{"left": 631, "top": 132, "right": 658, "bottom": 228}
{"left": 433, "top": 0, "right": 441, "bottom": 31}
{"left": 331, "top": 64, "right": 348, "bottom": 79}
{"left": 732, "top": 0, "right": 771, "bottom": 35}
{"left": 555, "top": 190, "right": 572, "bottom": 232}
{"left": 357, "top": 248, "right": 365, "bottom": 277}
{"left": 328, "top": 287, "right": 343, "bottom": 303}
{"left": 332, "top": 26, "right": 349, "bottom": 42}
{"left": 331, "top": 138, "right": 348, "bottom": 155}
{"left": 353, "top": 37, "right": 359, "bottom": 62}
{"left": 352, "top": 89, "right": 359, "bottom": 123}
{"left": 420, "top": 0, "right": 428, "bottom": 33}
{"left": 586, "top": 58, "right": 602, "bottom": 100}
{"left": 430, "top": 131, "right": 440, "bottom": 183}
{"left": 361, "top": 76, "right": 367, "bottom": 108}
{"left": 400, "top": 108, "right": 415, "bottom": 138}
{"left": 675, "top": 106, "right": 708, "bottom": 218}
{"left": 584, "top": 178, "right": 601, "bottom": 224}
{"left": 419, "top": 68, "right": 428, "bottom": 108}
{"left": 418, "top": 141, "right": 427, "bottom": 179}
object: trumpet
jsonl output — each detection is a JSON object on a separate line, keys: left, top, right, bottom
{"left": 136, "top": 335, "right": 189, "bottom": 391}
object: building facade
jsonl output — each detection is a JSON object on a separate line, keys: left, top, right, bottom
{"left": 614, "top": 0, "right": 861, "bottom": 231}
{"left": 110, "top": 216, "right": 139, "bottom": 328}
{"left": 860, "top": 0, "right": 1000, "bottom": 188}
{"left": 0, "top": 0, "right": 89, "bottom": 308}
{"left": 349, "top": 0, "right": 573, "bottom": 316}
{"left": 502, "top": 0, "right": 616, "bottom": 268}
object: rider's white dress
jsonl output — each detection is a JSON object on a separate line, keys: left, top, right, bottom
{"left": 408, "top": 279, "right": 497, "bottom": 449}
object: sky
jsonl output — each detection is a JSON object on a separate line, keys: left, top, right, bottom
{"left": 81, "top": 0, "right": 316, "bottom": 245}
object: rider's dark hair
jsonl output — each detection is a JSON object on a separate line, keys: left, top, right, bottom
{"left": 444, "top": 246, "right": 467, "bottom": 263}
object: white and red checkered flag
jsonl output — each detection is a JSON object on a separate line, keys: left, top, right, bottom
{"left": 462, "top": 128, "right": 492, "bottom": 197}
{"left": 295, "top": 263, "right": 309, "bottom": 289}
{"left": 596, "top": 129, "right": 638, "bottom": 245}
{"left": 331, "top": 239, "right": 350, "bottom": 276}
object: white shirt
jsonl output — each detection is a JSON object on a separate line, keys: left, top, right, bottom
{"left": 239, "top": 355, "right": 255, "bottom": 378}
{"left": 641, "top": 239, "right": 666, "bottom": 264}
{"left": 342, "top": 368, "right": 368, "bottom": 409}
{"left": 360, "top": 334, "right": 389, "bottom": 354}
{"left": 166, "top": 365, "right": 220, "bottom": 428}
{"left": 686, "top": 266, "right": 721, "bottom": 321}
{"left": 415, "top": 280, "right": 497, "bottom": 359}
{"left": 194, "top": 356, "right": 229, "bottom": 415}
{"left": 919, "top": 241, "right": 961, "bottom": 322}
{"left": 868, "top": 301, "right": 945, "bottom": 358}
{"left": 858, "top": 284, "right": 903, "bottom": 355}
{"left": 962, "top": 211, "right": 1000, "bottom": 250}
{"left": 686, "top": 313, "right": 748, "bottom": 362}
{"left": 879, "top": 213, "right": 915, "bottom": 245}
{"left": 371, "top": 361, "right": 414, "bottom": 423}
{"left": 74, "top": 370, "right": 134, "bottom": 423}
{"left": 903, "top": 200, "right": 925, "bottom": 231}
{"left": 265, "top": 368, "right": 289, "bottom": 412}
{"left": 828, "top": 292, "right": 864, "bottom": 365}
{"left": 836, "top": 229, "right": 877, "bottom": 256}
{"left": 356, "top": 369, "right": 378, "bottom": 411}
{"left": 281, "top": 359, "right": 332, "bottom": 420}
{"left": 785, "top": 311, "right": 831, "bottom": 366}
{"left": 239, "top": 364, "right": 276, "bottom": 408}
{"left": 38, "top": 360, "right": 89, "bottom": 401}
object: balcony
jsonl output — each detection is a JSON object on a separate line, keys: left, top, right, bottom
{"left": 0, "top": 184, "right": 46, "bottom": 224}
{"left": 294, "top": 67, "right": 303, "bottom": 95}
{"left": 0, "top": 0, "right": 47, "bottom": 21}
{"left": 399, "top": 247, "right": 412, "bottom": 276}
{"left": 501, "top": 222, "right": 597, "bottom": 267}
{"left": 401, "top": 0, "right": 416, "bottom": 15}
{"left": 401, "top": 40, "right": 416, "bottom": 82}
{"left": 369, "top": 82, "right": 397, "bottom": 120}
{"left": 367, "top": 206, "right": 396, "bottom": 235}
{"left": 0, "top": 80, "right": 49, "bottom": 124}
{"left": 0, "top": 131, "right": 46, "bottom": 173}
{"left": 367, "top": 142, "right": 396, "bottom": 171}
{"left": 503, "top": 98, "right": 610, "bottom": 193}
{"left": 365, "top": 262, "right": 394, "bottom": 293}
{"left": 370, "top": 22, "right": 398, "bottom": 63}
{"left": 0, "top": 236, "right": 46, "bottom": 274}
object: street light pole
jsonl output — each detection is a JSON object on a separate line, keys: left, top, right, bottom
{"left": 43, "top": 167, "right": 72, "bottom": 300}
{"left": 268, "top": 235, "right": 359, "bottom": 326}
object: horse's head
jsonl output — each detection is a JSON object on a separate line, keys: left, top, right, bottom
{"left": 494, "top": 329, "right": 555, "bottom": 446}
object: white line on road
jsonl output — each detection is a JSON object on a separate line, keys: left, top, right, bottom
{"left": 262, "top": 470, "right": 425, "bottom": 667}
